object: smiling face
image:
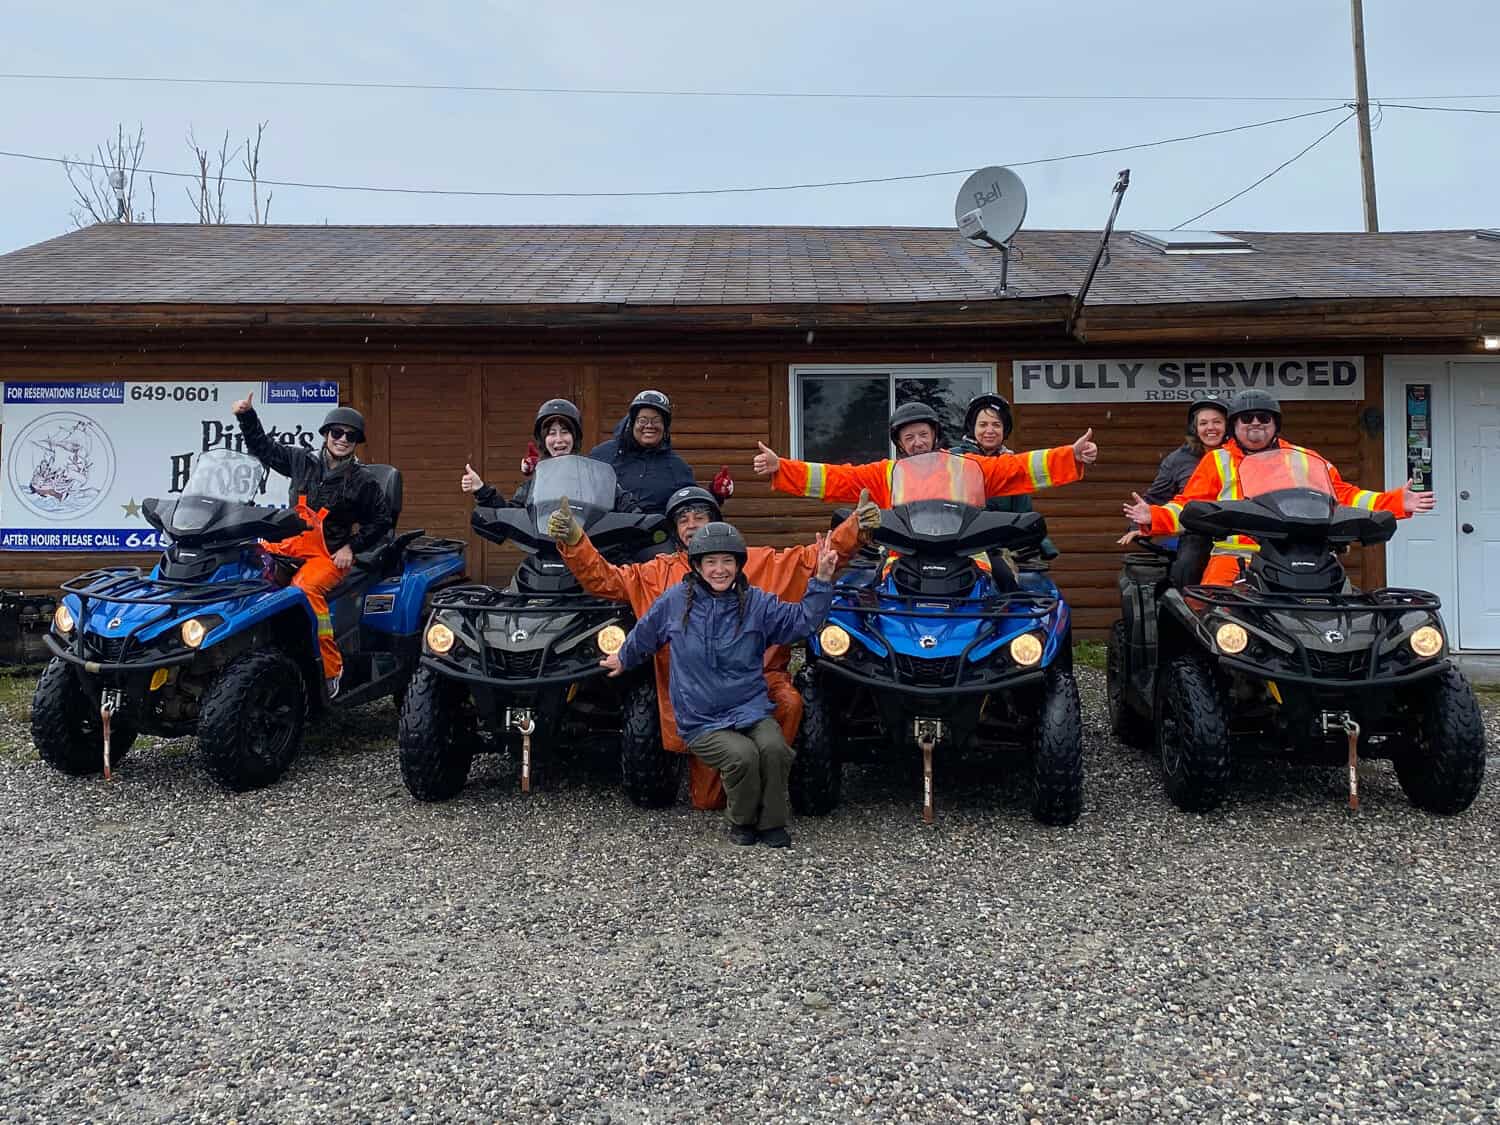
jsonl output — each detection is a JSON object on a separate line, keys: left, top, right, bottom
{"left": 1194, "top": 407, "right": 1227, "bottom": 449}
{"left": 896, "top": 422, "right": 936, "bottom": 457}
{"left": 632, "top": 407, "right": 666, "bottom": 447}
{"left": 973, "top": 407, "right": 1007, "bottom": 453}
{"left": 323, "top": 426, "right": 357, "bottom": 458}
{"left": 695, "top": 552, "right": 739, "bottom": 591}
{"left": 674, "top": 503, "right": 714, "bottom": 546}
{"left": 1233, "top": 411, "right": 1277, "bottom": 452}
{"left": 540, "top": 418, "right": 575, "bottom": 457}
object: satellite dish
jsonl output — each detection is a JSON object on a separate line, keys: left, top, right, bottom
{"left": 954, "top": 166, "right": 1028, "bottom": 248}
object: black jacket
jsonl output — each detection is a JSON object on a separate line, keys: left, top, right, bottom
{"left": 949, "top": 439, "right": 1060, "bottom": 559}
{"left": 1143, "top": 443, "right": 1206, "bottom": 504}
{"left": 587, "top": 416, "right": 695, "bottom": 514}
{"left": 239, "top": 408, "right": 394, "bottom": 552}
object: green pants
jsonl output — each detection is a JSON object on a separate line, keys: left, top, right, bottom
{"left": 690, "top": 717, "right": 795, "bottom": 831}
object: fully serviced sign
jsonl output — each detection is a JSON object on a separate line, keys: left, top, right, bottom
{"left": 1, "top": 380, "right": 338, "bottom": 551}
{"left": 1012, "top": 357, "right": 1364, "bottom": 403}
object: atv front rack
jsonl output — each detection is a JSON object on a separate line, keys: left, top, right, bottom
{"left": 424, "top": 584, "right": 630, "bottom": 688}
{"left": 1184, "top": 584, "right": 1447, "bottom": 686}
{"left": 820, "top": 589, "right": 1061, "bottom": 696}
{"left": 61, "top": 567, "right": 276, "bottom": 607}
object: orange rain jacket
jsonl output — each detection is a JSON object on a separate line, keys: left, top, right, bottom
{"left": 559, "top": 512, "right": 866, "bottom": 809}
{"left": 1145, "top": 438, "right": 1408, "bottom": 585}
{"left": 769, "top": 446, "right": 1083, "bottom": 506}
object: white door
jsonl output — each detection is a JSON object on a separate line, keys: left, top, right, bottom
{"left": 1454, "top": 363, "right": 1500, "bottom": 650}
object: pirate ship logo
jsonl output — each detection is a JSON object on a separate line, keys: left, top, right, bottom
{"left": 6, "top": 412, "right": 117, "bottom": 521}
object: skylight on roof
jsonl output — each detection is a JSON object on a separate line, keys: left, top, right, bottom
{"left": 1130, "top": 230, "right": 1254, "bottom": 255}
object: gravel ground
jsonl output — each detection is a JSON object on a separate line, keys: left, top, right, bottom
{"left": 1, "top": 668, "right": 1498, "bottom": 1124}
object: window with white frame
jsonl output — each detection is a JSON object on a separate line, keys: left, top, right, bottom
{"left": 790, "top": 364, "right": 995, "bottom": 462}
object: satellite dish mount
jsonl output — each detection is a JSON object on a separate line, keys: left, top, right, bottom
{"left": 954, "top": 166, "right": 1028, "bottom": 295}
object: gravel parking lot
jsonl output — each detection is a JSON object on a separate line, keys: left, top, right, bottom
{"left": 1, "top": 666, "right": 1497, "bottom": 1124}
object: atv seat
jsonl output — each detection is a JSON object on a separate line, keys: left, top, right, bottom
{"left": 270, "top": 465, "right": 412, "bottom": 597}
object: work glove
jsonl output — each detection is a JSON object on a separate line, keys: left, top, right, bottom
{"left": 520, "top": 440, "right": 540, "bottom": 477}
{"left": 854, "top": 487, "right": 881, "bottom": 533}
{"left": 711, "top": 465, "right": 735, "bottom": 503}
{"left": 546, "top": 496, "right": 582, "bottom": 545}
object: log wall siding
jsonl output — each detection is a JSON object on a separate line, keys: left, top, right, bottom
{"left": 0, "top": 347, "right": 1388, "bottom": 638}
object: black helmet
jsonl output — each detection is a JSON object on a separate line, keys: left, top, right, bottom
{"left": 888, "top": 401, "right": 942, "bottom": 449}
{"left": 319, "top": 406, "right": 366, "bottom": 443}
{"left": 665, "top": 485, "right": 722, "bottom": 527}
{"left": 533, "top": 398, "right": 583, "bottom": 446}
{"left": 687, "top": 521, "right": 748, "bottom": 567}
{"left": 963, "top": 393, "right": 1014, "bottom": 443}
{"left": 1187, "top": 398, "right": 1229, "bottom": 428}
{"left": 1227, "top": 389, "right": 1282, "bottom": 438}
{"left": 628, "top": 389, "right": 673, "bottom": 425}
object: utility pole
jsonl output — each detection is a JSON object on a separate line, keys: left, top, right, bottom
{"left": 1350, "top": 0, "right": 1380, "bottom": 231}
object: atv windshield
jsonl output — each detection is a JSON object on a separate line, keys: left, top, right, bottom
{"left": 528, "top": 455, "right": 618, "bottom": 534}
{"left": 182, "top": 450, "right": 269, "bottom": 504}
{"left": 889, "top": 452, "right": 987, "bottom": 537}
{"left": 1238, "top": 449, "right": 1334, "bottom": 499}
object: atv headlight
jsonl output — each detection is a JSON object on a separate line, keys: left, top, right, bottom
{"left": 181, "top": 617, "right": 212, "bottom": 648}
{"left": 1215, "top": 622, "right": 1249, "bottom": 655}
{"left": 53, "top": 604, "right": 75, "bottom": 635}
{"left": 597, "top": 625, "right": 626, "bottom": 655}
{"left": 426, "top": 622, "right": 456, "bottom": 655}
{"left": 820, "top": 624, "right": 851, "bottom": 657}
{"left": 1409, "top": 625, "right": 1443, "bottom": 659}
{"left": 1009, "top": 633, "right": 1044, "bottom": 667}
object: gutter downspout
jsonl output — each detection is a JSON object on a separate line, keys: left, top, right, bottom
{"left": 1067, "top": 169, "right": 1131, "bottom": 339}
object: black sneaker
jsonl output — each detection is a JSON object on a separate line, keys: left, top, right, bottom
{"left": 759, "top": 827, "right": 792, "bottom": 848}
{"left": 729, "top": 824, "right": 758, "bottom": 846}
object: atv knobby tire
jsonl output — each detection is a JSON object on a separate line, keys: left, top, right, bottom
{"left": 1394, "top": 667, "right": 1486, "bottom": 815}
{"left": 1155, "top": 653, "right": 1231, "bottom": 813}
{"left": 398, "top": 666, "right": 476, "bottom": 801}
{"left": 32, "top": 658, "right": 137, "bottom": 776}
{"left": 1106, "top": 619, "right": 1153, "bottom": 749}
{"left": 789, "top": 669, "right": 841, "bottom": 815}
{"left": 1032, "top": 666, "right": 1084, "bottom": 826}
{"left": 198, "top": 650, "right": 305, "bottom": 792}
{"left": 620, "top": 676, "right": 679, "bottom": 808}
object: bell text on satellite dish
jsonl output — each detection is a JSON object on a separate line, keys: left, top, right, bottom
{"left": 954, "top": 166, "right": 1028, "bottom": 247}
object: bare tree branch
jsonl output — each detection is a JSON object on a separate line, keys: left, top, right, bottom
{"left": 242, "top": 121, "right": 270, "bottom": 224}
{"left": 61, "top": 123, "right": 146, "bottom": 228}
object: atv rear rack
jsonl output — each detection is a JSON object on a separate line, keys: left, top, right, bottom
{"left": 61, "top": 567, "right": 276, "bottom": 607}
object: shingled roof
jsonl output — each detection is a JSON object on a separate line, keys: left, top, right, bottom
{"left": 1, "top": 223, "right": 1498, "bottom": 308}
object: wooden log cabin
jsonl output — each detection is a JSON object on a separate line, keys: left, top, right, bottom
{"left": 3, "top": 224, "right": 1499, "bottom": 643}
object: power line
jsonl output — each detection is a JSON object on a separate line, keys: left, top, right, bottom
{"left": 1382, "top": 102, "right": 1500, "bottom": 115}
{"left": 0, "top": 106, "right": 1346, "bottom": 200}
{"left": 0, "top": 69, "right": 1468, "bottom": 104}
{"left": 1172, "top": 111, "right": 1358, "bottom": 230}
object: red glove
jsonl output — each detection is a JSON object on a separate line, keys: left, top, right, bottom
{"left": 521, "top": 440, "right": 540, "bottom": 477}
{"left": 711, "top": 465, "right": 735, "bottom": 502}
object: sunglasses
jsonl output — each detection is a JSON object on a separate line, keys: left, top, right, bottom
{"left": 1237, "top": 412, "right": 1275, "bottom": 426}
{"left": 326, "top": 427, "right": 358, "bottom": 441}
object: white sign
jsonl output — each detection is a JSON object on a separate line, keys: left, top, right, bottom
{"left": 1, "top": 380, "right": 339, "bottom": 551}
{"left": 1012, "top": 357, "right": 1364, "bottom": 403}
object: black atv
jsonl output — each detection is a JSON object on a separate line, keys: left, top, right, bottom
{"left": 1109, "top": 448, "right": 1486, "bottom": 814}
{"left": 398, "top": 455, "right": 671, "bottom": 803}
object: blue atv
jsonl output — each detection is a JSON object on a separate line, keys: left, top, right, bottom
{"left": 798, "top": 451, "right": 1083, "bottom": 825}
{"left": 32, "top": 450, "right": 466, "bottom": 790}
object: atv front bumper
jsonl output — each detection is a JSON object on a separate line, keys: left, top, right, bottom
{"left": 815, "top": 657, "right": 1045, "bottom": 697}
{"left": 45, "top": 632, "right": 197, "bottom": 677}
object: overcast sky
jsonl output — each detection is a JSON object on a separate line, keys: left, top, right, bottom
{"left": 2, "top": 0, "right": 1496, "bottom": 255}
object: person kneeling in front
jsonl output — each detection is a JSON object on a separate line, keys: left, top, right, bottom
{"left": 597, "top": 522, "right": 837, "bottom": 848}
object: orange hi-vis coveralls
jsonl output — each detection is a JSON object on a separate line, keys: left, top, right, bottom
{"left": 560, "top": 511, "right": 866, "bottom": 810}
{"left": 769, "top": 446, "right": 1084, "bottom": 507}
{"left": 1145, "top": 439, "right": 1409, "bottom": 586}
{"left": 263, "top": 495, "right": 344, "bottom": 679}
